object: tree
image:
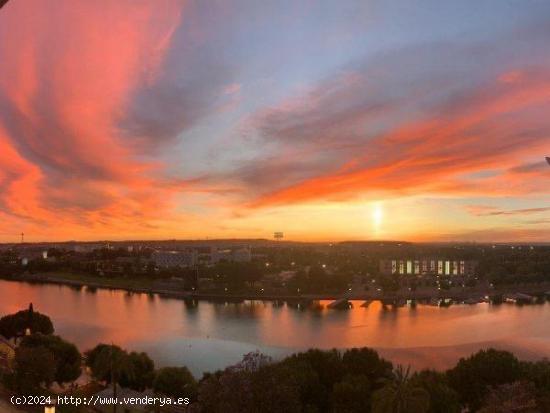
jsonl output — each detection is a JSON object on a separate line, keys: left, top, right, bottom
{"left": 120, "top": 352, "right": 155, "bottom": 391}
{"left": 198, "top": 369, "right": 253, "bottom": 412}
{"left": 341, "top": 347, "right": 393, "bottom": 385}
{"left": 20, "top": 334, "right": 81, "bottom": 385}
{"left": 0, "top": 304, "right": 54, "bottom": 341}
{"left": 85, "top": 343, "right": 113, "bottom": 374}
{"left": 478, "top": 382, "right": 539, "bottom": 413}
{"left": 447, "top": 349, "right": 522, "bottom": 411}
{"left": 154, "top": 367, "right": 197, "bottom": 400}
{"left": 411, "top": 370, "right": 460, "bottom": 413}
{"left": 332, "top": 374, "right": 371, "bottom": 413}
{"left": 249, "top": 364, "right": 302, "bottom": 413}
{"left": 233, "top": 351, "right": 272, "bottom": 372}
{"left": 86, "top": 344, "right": 135, "bottom": 386}
{"left": 86, "top": 345, "right": 157, "bottom": 392}
{"left": 378, "top": 275, "right": 400, "bottom": 293}
{"left": 14, "top": 345, "right": 56, "bottom": 391}
{"left": 86, "top": 344, "right": 137, "bottom": 413}
{"left": 279, "top": 349, "right": 344, "bottom": 410}
{"left": 197, "top": 363, "right": 301, "bottom": 413}
{"left": 372, "top": 365, "right": 430, "bottom": 413}
{"left": 521, "top": 359, "right": 550, "bottom": 394}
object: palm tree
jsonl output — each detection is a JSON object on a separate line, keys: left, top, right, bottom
{"left": 92, "top": 345, "right": 135, "bottom": 413}
{"left": 372, "top": 365, "right": 430, "bottom": 413}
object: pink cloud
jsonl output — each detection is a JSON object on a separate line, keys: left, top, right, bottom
{"left": 0, "top": 0, "right": 187, "bottom": 239}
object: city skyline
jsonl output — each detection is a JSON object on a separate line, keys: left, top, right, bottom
{"left": 0, "top": 0, "right": 549, "bottom": 243}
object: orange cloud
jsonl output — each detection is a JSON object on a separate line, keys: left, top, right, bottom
{"left": 0, "top": 0, "right": 186, "bottom": 240}
{"left": 246, "top": 67, "right": 550, "bottom": 208}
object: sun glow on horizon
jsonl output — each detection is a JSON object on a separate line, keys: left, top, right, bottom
{"left": 0, "top": 0, "right": 549, "bottom": 243}
{"left": 372, "top": 202, "right": 384, "bottom": 235}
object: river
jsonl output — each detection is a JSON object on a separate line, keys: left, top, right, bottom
{"left": 1, "top": 280, "right": 549, "bottom": 377}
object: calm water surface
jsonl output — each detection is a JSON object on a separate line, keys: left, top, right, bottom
{"left": 1, "top": 280, "right": 549, "bottom": 376}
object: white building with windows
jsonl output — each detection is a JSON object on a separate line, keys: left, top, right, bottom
{"left": 380, "top": 258, "right": 477, "bottom": 276}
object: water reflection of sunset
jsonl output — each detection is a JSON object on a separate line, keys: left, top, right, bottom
{"left": 2, "top": 280, "right": 549, "bottom": 375}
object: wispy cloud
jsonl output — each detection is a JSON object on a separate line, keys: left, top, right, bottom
{"left": 234, "top": 24, "right": 550, "bottom": 208}
{"left": 0, "top": 0, "right": 549, "bottom": 241}
{"left": 467, "top": 206, "right": 550, "bottom": 217}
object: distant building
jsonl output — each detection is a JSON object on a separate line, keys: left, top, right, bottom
{"left": 203, "top": 246, "right": 252, "bottom": 264}
{"left": 151, "top": 245, "right": 252, "bottom": 267}
{"left": 379, "top": 258, "right": 477, "bottom": 276}
{"left": 152, "top": 250, "right": 197, "bottom": 268}
{"left": 18, "top": 247, "right": 48, "bottom": 266}
{"left": 232, "top": 247, "right": 252, "bottom": 262}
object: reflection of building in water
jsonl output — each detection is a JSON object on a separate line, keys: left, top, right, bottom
{"left": 379, "top": 258, "right": 477, "bottom": 276}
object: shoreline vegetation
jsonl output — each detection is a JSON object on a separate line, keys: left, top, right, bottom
{"left": 2, "top": 272, "right": 550, "bottom": 306}
{"left": 1, "top": 306, "right": 550, "bottom": 412}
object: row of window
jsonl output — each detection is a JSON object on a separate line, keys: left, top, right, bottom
{"left": 382, "top": 259, "right": 475, "bottom": 275}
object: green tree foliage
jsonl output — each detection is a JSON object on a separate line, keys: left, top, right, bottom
{"left": 198, "top": 369, "right": 253, "bottom": 412}
{"left": 19, "top": 334, "right": 81, "bottom": 385}
{"left": 286, "top": 265, "right": 352, "bottom": 293}
{"left": 198, "top": 363, "right": 301, "bottom": 413}
{"left": 332, "top": 374, "right": 371, "bottom": 413}
{"left": 85, "top": 344, "right": 155, "bottom": 392}
{"left": 249, "top": 364, "right": 302, "bottom": 413}
{"left": 410, "top": 370, "right": 460, "bottom": 413}
{"left": 120, "top": 352, "right": 154, "bottom": 391}
{"left": 205, "top": 262, "right": 264, "bottom": 290}
{"left": 279, "top": 349, "right": 344, "bottom": 410}
{"left": 197, "top": 348, "right": 397, "bottom": 413}
{"left": 342, "top": 347, "right": 393, "bottom": 384}
{"left": 372, "top": 365, "right": 430, "bottom": 413}
{"left": 478, "top": 381, "right": 539, "bottom": 413}
{"left": 14, "top": 345, "right": 56, "bottom": 391}
{"left": 377, "top": 275, "right": 400, "bottom": 293}
{"left": 153, "top": 367, "right": 197, "bottom": 400}
{"left": 520, "top": 359, "right": 550, "bottom": 394}
{"left": 85, "top": 344, "right": 135, "bottom": 387}
{"left": 0, "top": 304, "right": 54, "bottom": 341}
{"left": 8, "top": 340, "right": 545, "bottom": 413}
{"left": 447, "top": 349, "right": 522, "bottom": 411}
{"left": 84, "top": 343, "right": 113, "bottom": 375}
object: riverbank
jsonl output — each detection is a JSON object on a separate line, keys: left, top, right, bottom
{"left": 3, "top": 272, "right": 550, "bottom": 305}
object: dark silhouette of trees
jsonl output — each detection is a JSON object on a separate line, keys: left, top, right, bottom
{"left": 119, "top": 352, "right": 154, "bottom": 391}
{"left": 85, "top": 344, "right": 155, "bottom": 392}
{"left": 372, "top": 365, "right": 430, "bottom": 413}
{"left": 6, "top": 326, "right": 550, "bottom": 413}
{"left": 19, "top": 334, "right": 81, "bottom": 385}
{"left": 153, "top": 367, "right": 197, "bottom": 400}
{"left": 13, "top": 345, "right": 56, "bottom": 392}
{"left": 197, "top": 348, "right": 395, "bottom": 413}
{"left": 342, "top": 347, "right": 393, "bottom": 384}
{"left": 0, "top": 304, "right": 54, "bottom": 341}
{"left": 478, "top": 381, "right": 539, "bottom": 413}
{"left": 447, "top": 349, "right": 522, "bottom": 411}
{"left": 332, "top": 374, "right": 371, "bottom": 413}
{"left": 410, "top": 370, "right": 460, "bottom": 413}
{"left": 86, "top": 344, "right": 135, "bottom": 386}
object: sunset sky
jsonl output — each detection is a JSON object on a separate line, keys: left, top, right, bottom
{"left": 0, "top": 0, "right": 549, "bottom": 243}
